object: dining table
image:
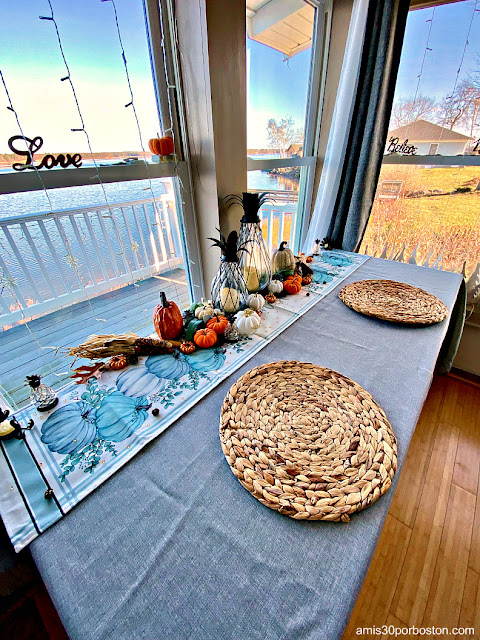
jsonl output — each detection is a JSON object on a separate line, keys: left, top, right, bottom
{"left": 27, "top": 256, "right": 463, "bottom": 640}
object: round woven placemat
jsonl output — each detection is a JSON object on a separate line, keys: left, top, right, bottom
{"left": 338, "top": 279, "right": 448, "bottom": 325}
{"left": 219, "top": 361, "right": 396, "bottom": 521}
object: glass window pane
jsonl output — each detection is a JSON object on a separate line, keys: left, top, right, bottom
{"left": 362, "top": 2, "right": 480, "bottom": 278}
{"left": 247, "top": 1, "right": 315, "bottom": 160}
{"left": 0, "top": 2, "right": 190, "bottom": 408}
{"left": 0, "top": 0, "right": 160, "bottom": 173}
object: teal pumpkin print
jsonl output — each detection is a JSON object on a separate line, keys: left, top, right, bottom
{"left": 96, "top": 392, "right": 150, "bottom": 443}
{"left": 322, "top": 253, "right": 352, "bottom": 267}
{"left": 184, "top": 348, "right": 226, "bottom": 372}
{"left": 145, "top": 353, "right": 190, "bottom": 380}
{"left": 116, "top": 365, "right": 167, "bottom": 398}
{"left": 41, "top": 401, "right": 97, "bottom": 455}
{"left": 311, "top": 269, "right": 334, "bottom": 285}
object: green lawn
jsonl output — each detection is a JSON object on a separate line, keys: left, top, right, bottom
{"left": 361, "top": 166, "right": 480, "bottom": 276}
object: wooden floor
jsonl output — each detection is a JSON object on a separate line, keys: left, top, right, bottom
{"left": 1, "top": 270, "right": 189, "bottom": 409}
{"left": 343, "top": 374, "right": 480, "bottom": 639}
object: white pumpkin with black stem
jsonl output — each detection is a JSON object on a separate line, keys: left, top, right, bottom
{"left": 247, "top": 293, "right": 265, "bottom": 311}
{"left": 234, "top": 308, "right": 262, "bottom": 335}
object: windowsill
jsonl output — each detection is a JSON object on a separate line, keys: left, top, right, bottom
{"left": 0, "top": 161, "right": 182, "bottom": 195}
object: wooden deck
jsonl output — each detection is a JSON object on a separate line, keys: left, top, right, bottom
{"left": 1, "top": 269, "right": 189, "bottom": 409}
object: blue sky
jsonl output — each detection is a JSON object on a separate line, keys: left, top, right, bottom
{"left": 247, "top": 38, "right": 310, "bottom": 148}
{"left": 394, "top": 1, "right": 480, "bottom": 113}
{"left": 0, "top": 0, "right": 159, "bottom": 153}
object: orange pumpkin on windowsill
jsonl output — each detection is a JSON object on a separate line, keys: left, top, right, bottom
{"left": 148, "top": 136, "right": 174, "bottom": 157}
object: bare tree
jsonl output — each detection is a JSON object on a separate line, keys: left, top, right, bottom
{"left": 390, "top": 95, "right": 437, "bottom": 128}
{"left": 266, "top": 115, "right": 303, "bottom": 157}
{"left": 436, "top": 80, "right": 480, "bottom": 140}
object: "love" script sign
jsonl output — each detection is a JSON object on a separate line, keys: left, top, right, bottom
{"left": 8, "top": 135, "right": 82, "bottom": 171}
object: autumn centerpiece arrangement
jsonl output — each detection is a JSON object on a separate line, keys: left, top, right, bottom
{"left": 67, "top": 197, "right": 319, "bottom": 384}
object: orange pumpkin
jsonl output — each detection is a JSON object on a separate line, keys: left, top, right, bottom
{"left": 179, "top": 341, "right": 196, "bottom": 355}
{"left": 302, "top": 275, "right": 313, "bottom": 285}
{"left": 265, "top": 293, "right": 276, "bottom": 304}
{"left": 148, "top": 136, "right": 174, "bottom": 156}
{"left": 206, "top": 315, "right": 228, "bottom": 335}
{"left": 306, "top": 256, "right": 313, "bottom": 263}
{"left": 283, "top": 277, "right": 302, "bottom": 295}
{"left": 109, "top": 355, "right": 128, "bottom": 370}
{"left": 153, "top": 292, "right": 183, "bottom": 340}
{"left": 193, "top": 328, "right": 218, "bottom": 348}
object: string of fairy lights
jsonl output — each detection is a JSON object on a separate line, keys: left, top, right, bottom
{"left": 0, "top": 0, "right": 185, "bottom": 412}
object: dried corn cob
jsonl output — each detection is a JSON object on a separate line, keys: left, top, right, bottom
{"left": 68, "top": 333, "right": 179, "bottom": 360}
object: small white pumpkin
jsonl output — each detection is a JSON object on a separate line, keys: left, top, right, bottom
{"left": 268, "top": 280, "right": 283, "bottom": 294}
{"left": 195, "top": 298, "right": 221, "bottom": 321}
{"left": 235, "top": 308, "right": 261, "bottom": 335}
{"left": 247, "top": 293, "right": 265, "bottom": 311}
{"left": 220, "top": 287, "right": 240, "bottom": 313}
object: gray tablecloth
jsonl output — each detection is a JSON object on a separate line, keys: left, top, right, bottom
{"left": 30, "top": 258, "right": 462, "bottom": 640}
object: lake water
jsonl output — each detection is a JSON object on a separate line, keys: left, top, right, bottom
{"left": 0, "top": 162, "right": 299, "bottom": 219}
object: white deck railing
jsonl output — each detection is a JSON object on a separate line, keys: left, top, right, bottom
{"left": 0, "top": 195, "right": 183, "bottom": 327}
{"left": 255, "top": 189, "right": 299, "bottom": 254}
{"left": 0, "top": 190, "right": 300, "bottom": 328}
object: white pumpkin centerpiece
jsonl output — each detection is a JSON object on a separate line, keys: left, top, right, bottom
{"left": 247, "top": 293, "right": 265, "bottom": 311}
{"left": 268, "top": 280, "right": 283, "bottom": 294}
{"left": 235, "top": 308, "right": 261, "bottom": 335}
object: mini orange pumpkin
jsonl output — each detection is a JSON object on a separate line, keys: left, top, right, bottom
{"left": 206, "top": 315, "right": 228, "bottom": 335}
{"left": 148, "top": 136, "right": 175, "bottom": 156}
{"left": 265, "top": 293, "right": 276, "bottom": 304}
{"left": 283, "top": 278, "right": 302, "bottom": 295}
{"left": 109, "top": 355, "right": 128, "bottom": 370}
{"left": 193, "top": 328, "right": 217, "bottom": 348}
{"left": 302, "top": 275, "right": 313, "bottom": 285}
{"left": 305, "top": 256, "right": 313, "bottom": 263}
{"left": 286, "top": 274, "right": 302, "bottom": 283}
{"left": 179, "top": 341, "right": 196, "bottom": 355}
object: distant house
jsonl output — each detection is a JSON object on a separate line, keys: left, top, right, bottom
{"left": 385, "top": 119, "right": 472, "bottom": 156}
{"left": 286, "top": 144, "right": 303, "bottom": 157}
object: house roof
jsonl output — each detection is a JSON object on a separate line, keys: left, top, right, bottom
{"left": 388, "top": 119, "right": 472, "bottom": 142}
{"left": 287, "top": 144, "right": 303, "bottom": 153}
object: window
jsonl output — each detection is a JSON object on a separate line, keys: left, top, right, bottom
{"left": 0, "top": 0, "right": 200, "bottom": 407}
{"left": 246, "top": 0, "right": 330, "bottom": 252}
{"left": 360, "top": 1, "right": 480, "bottom": 278}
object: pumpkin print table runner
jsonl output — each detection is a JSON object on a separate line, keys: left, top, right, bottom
{"left": 0, "top": 251, "right": 368, "bottom": 551}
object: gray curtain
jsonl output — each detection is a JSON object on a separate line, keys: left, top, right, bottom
{"left": 328, "top": 0, "right": 410, "bottom": 251}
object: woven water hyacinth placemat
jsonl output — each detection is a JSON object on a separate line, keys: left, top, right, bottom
{"left": 219, "top": 361, "right": 396, "bottom": 521}
{"left": 338, "top": 279, "right": 448, "bottom": 325}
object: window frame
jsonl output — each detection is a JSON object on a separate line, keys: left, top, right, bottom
{"left": 247, "top": 0, "right": 332, "bottom": 253}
